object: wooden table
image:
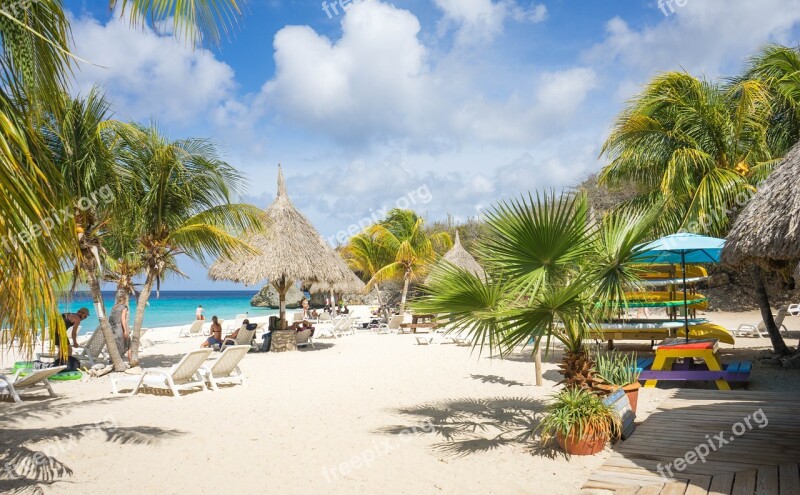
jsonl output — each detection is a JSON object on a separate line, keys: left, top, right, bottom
{"left": 641, "top": 338, "right": 732, "bottom": 390}
{"left": 399, "top": 314, "right": 437, "bottom": 334}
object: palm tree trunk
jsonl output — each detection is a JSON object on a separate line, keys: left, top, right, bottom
{"left": 399, "top": 273, "right": 411, "bottom": 314}
{"left": 86, "top": 269, "right": 126, "bottom": 371}
{"left": 375, "top": 283, "right": 390, "bottom": 322}
{"left": 130, "top": 272, "right": 155, "bottom": 364}
{"left": 750, "top": 265, "right": 790, "bottom": 356}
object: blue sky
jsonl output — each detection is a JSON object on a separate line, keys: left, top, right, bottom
{"left": 62, "top": 0, "right": 800, "bottom": 291}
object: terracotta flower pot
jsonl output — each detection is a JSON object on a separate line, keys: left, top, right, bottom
{"left": 556, "top": 428, "right": 607, "bottom": 455}
{"left": 623, "top": 382, "right": 641, "bottom": 414}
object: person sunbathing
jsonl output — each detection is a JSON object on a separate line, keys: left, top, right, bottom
{"left": 201, "top": 316, "right": 223, "bottom": 349}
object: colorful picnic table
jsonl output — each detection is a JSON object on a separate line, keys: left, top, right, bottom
{"left": 638, "top": 338, "right": 751, "bottom": 390}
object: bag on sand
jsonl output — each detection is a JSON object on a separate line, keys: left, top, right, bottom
{"left": 52, "top": 356, "right": 80, "bottom": 372}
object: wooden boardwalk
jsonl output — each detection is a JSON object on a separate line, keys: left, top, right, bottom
{"left": 583, "top": 389, "right": 800, "bottom": 494}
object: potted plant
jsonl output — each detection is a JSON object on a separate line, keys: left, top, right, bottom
{"left": 592, "top": 349, "right": 642, "bottom": 413}
{"left": 539, "top": 387, "right": 621, "bottom": 455}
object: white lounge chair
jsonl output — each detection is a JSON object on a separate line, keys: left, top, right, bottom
{"left": 37, "top": 326, "right": 107, "bottom": 367}
{"left": 732, "top": 308, "right": 789, "bottom": 338}
{"left": 198, "top": 345, "right": 249, "bottom": 390}
{"left": 377, "top": 315, "right": 404, "bottom": 335}
{"left": 220, "top": 325, "right": 258, "bottom": 351}
{"left": 179, "top": 320, "right": 206, "bottom": 338}
{"left": 788, "top": 304, "right": 800, "bottom": 316}
{"left": 111, "top": 349, "right": 212, "bottom": 398}
{"left": 296, "top": 328, "right": 315, "bottom": 349}
{"left": 0, "top": 366, "right": 67, "bottom": 403}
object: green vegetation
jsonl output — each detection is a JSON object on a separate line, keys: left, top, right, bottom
{"left": 537, "top": 387, "right": 620, "bottom": 447}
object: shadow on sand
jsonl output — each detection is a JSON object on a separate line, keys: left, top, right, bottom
{"left": 0, "top": 398, "right": 183, "bottom": 494}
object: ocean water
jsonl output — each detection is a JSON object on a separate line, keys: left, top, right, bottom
{"left": 58, "top": 291, "right": 279, "bottom": 334}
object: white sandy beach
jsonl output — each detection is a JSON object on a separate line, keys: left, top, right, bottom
{"left": 2, "top": 308, "right": 800, "bottom": 494}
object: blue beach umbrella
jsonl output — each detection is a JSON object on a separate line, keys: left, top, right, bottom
{"left": 632, "top": 233, "right": 725, "bottom": 341}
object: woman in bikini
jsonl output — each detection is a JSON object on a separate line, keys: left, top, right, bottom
{"left": 201, "top": 316, "right": 223, "bottom": 349}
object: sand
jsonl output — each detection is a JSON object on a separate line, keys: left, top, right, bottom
{"left": 2, "top": 309, "right": 800, "bottom": 495}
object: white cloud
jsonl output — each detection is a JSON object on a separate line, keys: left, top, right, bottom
{"left": 589, "top": 0, "right": 800, "bottom": 81}
{"left": 262, "top": 0, "right": 592, "bottom": 149}
{"left": 433, "top": 0, "right": 547, "bottom": 44}
{"left": 68, "top": 13, "right": 237, "bottom": 125}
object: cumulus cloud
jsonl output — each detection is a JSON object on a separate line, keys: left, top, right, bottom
{"left": 588, "top": 0, "right": 800, "bottom": 93}
{"left": 433, "top": 0, "right": 547, "bottom": 44}
{"left": 262, "top": 0, "right": 593, "bottom": 149}
{"left": 68, "top": 13, "right": 237, "bottom": 125}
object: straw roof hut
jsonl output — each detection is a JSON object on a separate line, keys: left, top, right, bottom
{"left": 722, "top": 143, "right": 800, "bottom": 271}
{"left": 425, "top": 230, "right": 484, "bottom": 283}
{"left": 722, "top": 143, "right": 800, "bottom": 359}
{"left": 209, "top": 165, "right": 364, "bottom": 327}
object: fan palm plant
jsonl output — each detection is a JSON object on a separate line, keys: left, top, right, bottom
{"left": 368, "top": 209, "right": 451, "bottom": 313}
{"left": 415, "top": 192, "right": 657, "bottom": 389}
{"left": 114, "top": 123, "right": 262, "bottom": 364}
{"left": 599, "top": 72, "right": 774, "bottom": 236}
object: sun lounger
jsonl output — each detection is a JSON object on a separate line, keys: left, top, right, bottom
{"left": 377, "top": 315, "right": 404, "bottom": 335}
{"left": 198, "top": 345, "right": 249, "bottom": 390}
{"left": 37, "top": 326, "right": 107, "bottom": 367}
{"left": 0, "top": 366, "right": 67, "bottom": 403}
{"left": 296, "top": 328, "right": 315, "bottom": 349}
{"left": 179, "top": 320, "right": 206, "bottom": 338}
{"left": 220, "top": 325, "right": 258, "bottom": 351}
{"left": 111, "top": 349, "right": 212, "bottom": 398}
{"left": 789, "top": 304, "right": 800, "bottom": 316}
{"left": 732, "top": 308, "right": 789, "bottom": 338}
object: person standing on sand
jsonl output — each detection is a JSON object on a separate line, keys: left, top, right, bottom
{"left": 56, "top": 308, "right": 89, "bottom": 369}
{"left": 109, "top": 294, "right": 130, "bottom": 362}
{"left": 196, "top": 305, "right": 205, "bottom": 321}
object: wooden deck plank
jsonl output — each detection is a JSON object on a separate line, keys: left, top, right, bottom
{"left": 778, "top": 464, "right": 799, "bottom": 495}
{"left": 708, "top": 472, "right": 734, "bottom": 495}
{"left": 583, "top": 391, "right": 800, "bottom": 494}
{"left": 731, "top": 470, "right": 757, "bottom": 495}
{"left": 660, "top": 480, "right": 689, "bottom": 495}
{"left": 755, "top": 466, "right": 779, "bottom": 495}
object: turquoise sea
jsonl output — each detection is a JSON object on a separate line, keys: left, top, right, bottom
{"left": 58, "top": 291, "right": 279, "bottom": 334}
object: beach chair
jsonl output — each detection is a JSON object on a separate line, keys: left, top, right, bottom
{"left": 220, "top": 325, "right": 258, "bottom": 351}
{"left": 788, "top": 304, "right": 800, "bottom": 316}
{"left": 377, "top": 315, "right": 404, "bottom": 334}
{"left": 111, "top": 349, "right": 212, "bottom": 398}
{"left": 37, "top": 326, "right": 107, "bottom": 367}
{"left": 296, "top": 328, "right": 315, "bottom": 349}
{"left": 198, "top": 345, "right": 249, "bottom": 390}
{"left": 292, "top": 311, "right": 304, "bottom": 323}
{"left": 732, "top": 308, "right": 790, "bottom": 338}
{"left": 0, "top": 366, "right": 67, "bottom": 403}
{"left": 179, "top": 320, "right": 206, "bottom": 338}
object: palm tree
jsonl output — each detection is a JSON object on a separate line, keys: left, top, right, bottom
{"left": 599, "top": 72, "right": 774, "bottom": 236}
{"left": 741, "top": 44, "right": 800, "bottom": 157}
{"left": 114, "top": 124, "right": 262, "bottom": 364}
{"left": 341, "top": 233, "right": 394, "bottom": 317}
{"left": 42, "top": 88, "right": 126, "bottom": 370}
{"left": 367, "top": 209, "right": 451, "bottom": 313}
{"left": 414, "top": 192, "right": 657, "bottom": 389}
{"left": 0, "top": 0, "right": 242, "bottom": 351}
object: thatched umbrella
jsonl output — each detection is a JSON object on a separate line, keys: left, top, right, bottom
{"left": 425, "top": 230, "right": 484, "bottom": 284}
{"left": 722, "top": 143, "right": 800, "bottom": 356}
{"left": 209, "top": 165, "right": 364, "bottom": 329}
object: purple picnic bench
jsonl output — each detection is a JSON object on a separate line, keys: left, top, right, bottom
{"left": 636, "top": 355, "right": 752, "bottom": 383}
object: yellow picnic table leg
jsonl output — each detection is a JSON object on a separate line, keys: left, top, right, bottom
{"left": 644, "top": 353, "right": 671, "bottom": 388}
{"left": 702, "top": 350, "right": 731, "bottom": 390}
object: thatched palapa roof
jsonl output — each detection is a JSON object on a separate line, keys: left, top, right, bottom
{"left": 722, "top": 142, "right": 800, "bottom": 268}
{"left": 208, "top": 165, "right": 364, "bottom": 294}
{"left": 426, "top": 230, "right": 484, "bottom": 283}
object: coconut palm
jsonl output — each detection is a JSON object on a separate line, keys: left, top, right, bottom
{"left": 368, "top": 209, "right": 452, "bottom": 313}
{"left": 740, "top": 44, "right": 800, "bottom": 158}
{"left": 414, "top": 192, "right": 657, "bottom": 389}
{"left": 599, "top": 72, "right": 774, "bottom": 236}
{"left": 114, "top": 124, "right": 262, "bottom": 364}
{"left": 42, "top": 88, "right": 126, "bottom": 370}
{"left": 341, "top": 232, "right": 395, "bottom": 317}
